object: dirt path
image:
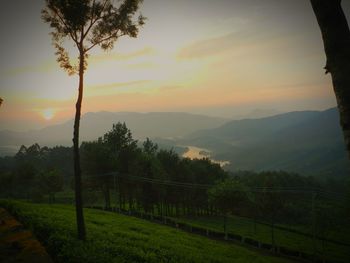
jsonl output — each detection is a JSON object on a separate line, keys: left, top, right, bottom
{"left": 0, "top": 208, "right": 53, "bottom": 263}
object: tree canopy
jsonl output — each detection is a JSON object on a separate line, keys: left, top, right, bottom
{"left": 42, "top": 0, "right": 146, "bottom": 240}
{"left": 42, "top": 0, "right": 145, "bottom": 75}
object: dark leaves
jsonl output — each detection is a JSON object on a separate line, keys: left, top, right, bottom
{"left": 42, "top": 0, "right": 146, "bottom": 74}
{"left": 54, "top": 43, "right": 77, "bottom": 75}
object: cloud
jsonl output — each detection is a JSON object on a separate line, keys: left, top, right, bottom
{"left": 177, "top": 30, "right": 263, "bottom": 59}
{"left": 85, "top": 80, "right": 152, "bottom": 97}
{"left": 158, "top": 85, "right": 183, "bottom": 91}
{"left": 89, "top": 47, "right": 156, "bottom": 64}
{"left": 87, "top": 80, "right": 151, "bottom": 90}
{"left": 2, "top": 47, "right": 155, "bottom": 77}
{"left": 3, "top": 61, "right": 57, "bottom": 76}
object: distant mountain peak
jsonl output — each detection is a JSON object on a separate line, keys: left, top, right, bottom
{"left": 182, "top": 107, "right": 348, "bottom": 178}
{"left": 232, "top": 108, "right": 282, "bottom": 120}
{"left": 0, "top": 111, "right": 228, "bottom": 156}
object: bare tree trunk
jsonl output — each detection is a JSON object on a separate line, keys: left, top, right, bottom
{"left": 73, "top": 50, "right": 86, "bottom": 240}
{"left": 104, "top": 181, "right": 111, "bottom": 210}
{"left": 310, "top": 0, "right": 350, "bottom": 158}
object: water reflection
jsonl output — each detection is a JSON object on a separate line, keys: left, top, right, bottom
{"left": 181, "top": 145, "right": 230, "bottom": 167}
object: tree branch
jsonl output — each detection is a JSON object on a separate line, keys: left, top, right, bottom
{"left": 85, "top": 30, "right": 125, "bottom": 52}
{"left": 52, "top": 7, "right": 79, "bottom": 45}
{"left": 82, "top": 0, "right": 109, "bottom": 40}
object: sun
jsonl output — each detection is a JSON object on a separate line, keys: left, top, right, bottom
{"left": 41, "top": 108, "right": 55, "bottom": 120}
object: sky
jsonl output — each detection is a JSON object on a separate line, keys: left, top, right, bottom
{"left": 1, "top": 0, "right": 350, "bottom": 131}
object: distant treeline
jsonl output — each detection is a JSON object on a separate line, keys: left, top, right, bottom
{"left": 0, "top": 122, "right": 349, "bottom": 222}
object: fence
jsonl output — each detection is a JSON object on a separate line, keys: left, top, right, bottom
{"left": 1, "top": 172, "right": 349, "bottom": 263}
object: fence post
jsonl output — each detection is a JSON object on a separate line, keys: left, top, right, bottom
{"left": 253, "top": 191, "right": 257, "bottom": 235}
{"left": 224, "top": 213, "right": 228, "bottom": 240}
{"left": 271, "top": 221, "right": 275, "bottom": 252}
{"left": 113, "top": 173, "right": 117, "bottom": 211}
{"left": 312, "top": 191, "right": 317, "bottom": 256}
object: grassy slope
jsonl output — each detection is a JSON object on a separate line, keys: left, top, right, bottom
{"left": 0, "top": 200, "right": 295, "bottom": 263}
{"left": 0, "top": 208, "right": 53, "bottom": 263}
{"left": 47, "top": 191, "right": 350, "bottom": 262}
{"left": 172, "top": 216, "right": 350, "bottom": 263}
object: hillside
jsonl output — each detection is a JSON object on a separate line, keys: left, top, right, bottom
{"left": 0, "top": 200, "right": 294, "bottom": 263}
{"left": 181, "top": 108, "right": 350, "bottom": 178}
{"left": 0, "top": 112, "right": 228, "bottom": 156}
{"left": 2, "top": 108, "right": 348, "bottom": 178}
{"left": 0, "top": 207, "right": 53, "bottom": 263}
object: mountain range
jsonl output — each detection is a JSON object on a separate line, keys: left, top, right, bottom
{"left": 1, "top": 108, "right": 348, "bottom": 178}
{"left": 180, "top": 107, "right": 349, "bottom": 178}
{"left": 0, "top": 112, "right": 228, "bottom": 156}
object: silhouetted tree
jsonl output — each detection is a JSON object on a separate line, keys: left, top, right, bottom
{"left": 41, "top": 169, "right": 64, "bottom": 203}
{"left": 310, "top": 0, "right": 350, "bottom": 158}
{"left": 103, "top": 123, "right": 139, "bottom": 209}
{"left": 143, "top": 138, "right": 158, "bottom": 155}
{"left": 135, "top": 138, "right": 160, "bottom": 212}
{"left": 42, "top": 0, "right": 145, "bottom": 240}
{"left": 208, "top": 179, "right": 250, "bottom": 235}
{"left": 0, "top": 97, "right": 3, "bottom": 107}
{"left": 81, "top": 139, "right": 115, "bottom": 209}
{"left": 218, "top": 180, "right": 251, "bottom": 213}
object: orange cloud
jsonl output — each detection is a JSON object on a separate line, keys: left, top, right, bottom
{"left": 89, "top": 47, "right": 156, "bottom": 64}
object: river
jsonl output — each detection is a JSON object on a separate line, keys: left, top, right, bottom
{"left": 181, "top": 145, "right": 230, "bottom": 167}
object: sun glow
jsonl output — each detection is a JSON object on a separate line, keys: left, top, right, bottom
{"left": 41, "top": 108, "right": 55, "bottom": 120}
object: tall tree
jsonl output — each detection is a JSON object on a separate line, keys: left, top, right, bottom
{"left": 41, "top": 169, "right": 64, "bottom": 203}
{"left": 42, "top": 0, "right": 145, "bottom": 240}
{"left": 81, "top": 139, "right": 115, "bottom": 209}
{"left": 0, "top": 97, "right": 3, "bottom": 107}
{"left": 310, "top": 0, "right": 350, "bottom": 158}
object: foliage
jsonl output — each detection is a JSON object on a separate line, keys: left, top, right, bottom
{"left": 79, "top": 123, "right": 229, "bottom": 214}
{"left": 103, "top": 122, "right": 139, "bottom": 173}
{"left": 171, "top": 214, "right": 350, "bottom": 263}
{"left": 0, "top": 200, "right": 293, "bottom": 263}
{"left": 40, "top": 169, "right": 64, "bottom": 203}
{"left": 41, "top": 0, "right": 145, "bottom": 75}
{"left": 0, "top": 144, "right": 67, "bottom": 202}
{"left": 1, "top": 123, "right": 349, "bottom": 262}
{"left": 42, "top": 0, "right": 146, "bottom": 240}
{"left": 143, "top": 137, "right": 158, "bottom": 155}
{"left": 208, "top": 179, "right": 252, "bottom": 215}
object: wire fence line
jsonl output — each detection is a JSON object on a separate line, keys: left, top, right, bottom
{"left": 1, "top": 171, "right": 349, "bottom": 263}
{"left": 4, "top": 171, "right": 348, "bottom": 200}
{"left": 79, "top": 172, "right": 350, "bottom": 263}
{"left": 84, "top": 172, "right": 349, "bottom": 201}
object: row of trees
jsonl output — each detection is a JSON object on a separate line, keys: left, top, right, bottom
{"left": 80, "top": 122, "right": 228, "bottom": 216}
{"left": 0, "top": 123, "right": 228, "bottom": 216}
{"left": 42, "top": 0, "right": 146, "bottom": 240}
{"left": 38, "top": 0, "right": 350, "bottom": 240}
{"left": 0, "top": 144, "right": 65, "bottom": 202}
{"left": 1, "top": 125, "right": 348, "bottom": 237}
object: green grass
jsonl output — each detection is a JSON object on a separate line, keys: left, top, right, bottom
{"left": 170, "top": 215, "right": 350, "bottom": 263}
{"left": 0, "top": 200, "right": 295, "bottom": 263}
{"left": 48, "top": 190, "right": 350, "bottom": 262}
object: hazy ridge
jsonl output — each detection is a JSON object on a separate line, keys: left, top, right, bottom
{"left": 180, "top": 107, "right": 350, "bottom": 178}
{"left": 0, "top": 112, "right": 228, "bottom": 155}
{"left": 1, "top": 108, "right": 348, "bottom": 178}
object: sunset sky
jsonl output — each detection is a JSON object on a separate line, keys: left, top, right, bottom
{"left": 1, "top": 0, "right": 350, "bottom": 131}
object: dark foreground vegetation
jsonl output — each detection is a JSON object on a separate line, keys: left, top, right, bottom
{"left": 0, "top": 123, "right": 349, "bottom": 262}
{"left": 0, "top": 207, "right": 53, "bottom": 263}
{"left": 0, "top": 200, "right": 296, "bottom": 263}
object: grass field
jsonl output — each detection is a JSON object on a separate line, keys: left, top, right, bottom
{"left": 0, "top": 200, "right": 296, "bottom": 263}
{"left": 171, "top": 215, "right": 350, "bottom": 263}
{"left": 44, "top": 190, "right": 350, "bottom": 263}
